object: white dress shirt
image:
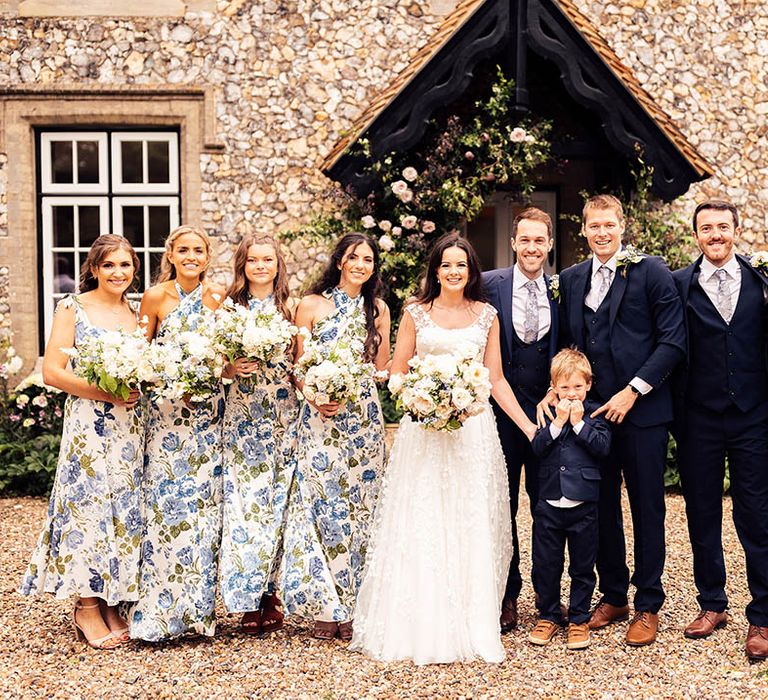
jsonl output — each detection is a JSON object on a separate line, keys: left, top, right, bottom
{"left": 512, "top": 265, "right": 551, "bottom": 342}
{"left": 546, "top": 421, "right": 585, "bottom": 508}
{"left": 584, "top": 253, "right": 652, "bottom": 396}
{"left": 698, "top": 255, "right": 742, "bottom": 322}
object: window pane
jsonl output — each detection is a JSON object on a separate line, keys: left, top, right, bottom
{"left": 52, "top": 205, "right": 74, "bottom": 247}
{"left": 148, "top": 206, "right": 171, "bottom": 246}
{"left": 51, "top": 141, "right": 73, "bottom": 184}
{"left": 147, "top": 141, "right": 170, "bottom": 184}
{"left": 79, "top": 206, "right": 102, "bottom": 246}
{"left": 133, "top": 257, "right": 146, "bottom": 294}
{"left": 77, "top": 141, "right": 100, "bottom": 184}
{"left": 53, "top": 253, "right": 77, "bottom": 293}
{"left": 121, "top": 206, "right": 144, "bottom": 246}
{"left": 121, "top": 141, "right": 143, "bottom": 184}
{"left": 149, "top": 251, "right": 165, "bottom": 286}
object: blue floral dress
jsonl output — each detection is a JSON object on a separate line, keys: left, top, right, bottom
{"left": 129, "top": 284, "right": 224, "bottom": 641}
{"left": 281, "top": 287, "right": 385, "bottom": 622}
{"left": 20, "top": 296, "right": 145, "bottom": 605}
{"left": 220, "top": 295, "right": 299, "bottom": 613}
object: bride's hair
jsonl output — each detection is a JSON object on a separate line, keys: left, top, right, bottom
{"left": 415, "top": 232, "right": 486, "bottom": 305}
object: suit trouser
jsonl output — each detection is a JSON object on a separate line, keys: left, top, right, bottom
{"left": 596, "top": 422, "right": 668, "bottom": 613}
{"left": 533, "top": 500, "right": 598, "bottom": 625}
{"left": 677, "top": 401, "right": 768, "bottom": 626}
{"left": 493, "top": 403, "right": 539, "bottom": 602}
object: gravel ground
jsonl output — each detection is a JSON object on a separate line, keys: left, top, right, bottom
{"left": 2, "top": 491, "right": 767, "bottom": 699}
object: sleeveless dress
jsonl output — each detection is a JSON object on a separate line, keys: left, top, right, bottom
{"left": 129, "top": 284, "right": 224, "bottom": 641}
{"left": 350, "top": 302, "right": 513, "bottom": 664}
{"left": 219, "top": 295, "right": 300, "bottom": 613}
{"left": 280, "top": 287, "right": 385, "bottom": 622}
{"left": 20, "top": 295, "right": 145, "bottom": 605}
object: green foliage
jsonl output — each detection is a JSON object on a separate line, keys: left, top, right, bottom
{"left": 378, "top": 384, "right": 403, "bottom": 424}
{"left": 664, "top": 435, "right": 730, "bottom": 494}
{"left": 0, "top": 431, "right": 60, "bottom": 495}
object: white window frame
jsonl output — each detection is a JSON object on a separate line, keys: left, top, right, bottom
{"left": 40, "top": 132, "right": 109, "bottom": 194}
{"left": 41, "top": 196, "right": 110, "bottom": 341}
{"left": 111, "top": 132, "right": 179, "bottom": 194}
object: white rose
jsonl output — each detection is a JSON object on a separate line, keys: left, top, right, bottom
{"left": 361, "top": 215, "right": 376, "bottom": 229}
{"left": 435, "top": 402, "right": 454, "bottom": 420}
{"left": 16, "top": 394, "right": 30, "bottom": 406}
{"left": 411, "top": 392, "right": 437, "bottom": 415}
{"left": 378, "top": 234, "right": 395, "bottom": 252}
{"left": 378, "top": 219, "right": 392, "bottom": 232}
{"left": 23, "top": 418, "right": 35, "bottom": 428}
{"left": 401, "top": 215, "right": 418, "bottom": 229}
{"left": 466, "top": 401, "right": 486, "bottom": 416}
{"left": 387, "top": 373, "right": 404, "bottom": 395}
{"left": 451, "top": 387, "right": 473, "bottom": 410}
{"left": 391, "top": 226, "right": 403, "bottom": 237}
{"left": 391, "top": 180, "right": 408, "bottom": 196}
{"left": 400, "top": 189, "right": 413, "bottom": 203}
{"left": 402, "top": 166, "right": 418, "bottom": 182}
{"left": 421, "top": 220, "right": 436, "bottom": 233}
{"left": 32, "top": 395, "right": 48, "bottom": 408}
{"left": 510, "top": 127, "right": 527, "bottom": 143}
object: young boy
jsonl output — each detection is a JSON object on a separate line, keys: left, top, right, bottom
{"left": 528, "top": 348, "right": 611, "bottom": 649}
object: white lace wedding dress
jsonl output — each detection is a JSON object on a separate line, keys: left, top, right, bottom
{"left": 350, "top": 302, "right": 513, "bottom": 664}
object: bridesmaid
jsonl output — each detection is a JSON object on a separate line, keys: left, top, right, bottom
{"left": 219, "top": 233, "right": 299, "bottom": 635}
{"left": 20, "top": 235, "right": 144, "bottom": 650}
{"left": 281, "top": 232, "right": 390, "bottom": 641}
{"left": 129, "top": 225, "right": 225, "bottom": 642}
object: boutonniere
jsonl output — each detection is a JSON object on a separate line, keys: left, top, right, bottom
{"left": 615, "top": 245, "right": 644, "bottom": 277}
{"left": 749, "top": 250, "right": 768, "bottom": 275}
{"left": 548, "top": 274, "right": 560, "bottom": 302}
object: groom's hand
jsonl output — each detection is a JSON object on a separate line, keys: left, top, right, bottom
{"left": 591, "top": 386, "right": 637, "bottom": 424}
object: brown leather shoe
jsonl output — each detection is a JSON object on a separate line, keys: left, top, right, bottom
{"left": 746, "top": 625, "right": 768, "bottom": 660}
{"left": 588, "top": 599, "right": 630, "bottom": 630}
{"left": 684, "top": 610, "right": 728, "bottom": 639}
{"left": 500, "top": 599, "right": 518, "bottom": 634}
{"left": 566, "top": 622, "right": 590, "bottom": 650}
{"left": 626, "top": 611, "right": 659, "bottom": 646}
{"left": 528, "top": 619, "right": 560, "bottom": 646}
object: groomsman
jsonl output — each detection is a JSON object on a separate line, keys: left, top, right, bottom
{"left": 541, "top": 194, "right": 686, "bottom": 645}
{"left": 482, "top": 207, "right": 559, "bottom": 632}
{"left": 672, "top": 200, "right": 768, "bottom": 660}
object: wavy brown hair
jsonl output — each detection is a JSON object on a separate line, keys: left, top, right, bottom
{"left": 155, "top": 225, "right": 212, "bottom": 283}
{"left": 307, "top": 232, "right": 383, "bottom": 362}
{"left": 79, "top": 234, "right": 140, "bottom": 300}
{"left": 226, "top": 233, "right": 291, "bottom": 321}
{"left": 414, "top": 232, "right": 486, "bottom": 305}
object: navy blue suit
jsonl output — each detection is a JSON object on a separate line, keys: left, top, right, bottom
{"left": 531, "top": 400, "right": 611, "bottom": 623}
{"left": 672, "top": 254, "right": 768, "bottom": 626}
{"left": 483, "top": 266, "right": 558, "bottom": 602}
{"left": 558, "top": 253, "right": 685, "bottom": 613}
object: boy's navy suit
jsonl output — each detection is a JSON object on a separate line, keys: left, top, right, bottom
{"left": 531, "top": 400, "right": 611, "bottom": 624}
{"left": 482, "top": 265, "right": 558, "bottom": 603}
{"left": 558, "top": 253, "right": 685, "bottom": 613}
{"left": 672, "top": 253, "right": 768, "bottom": 626}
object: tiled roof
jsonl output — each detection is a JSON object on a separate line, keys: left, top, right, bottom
{"left": 319, "top": 0, "right": 713, "bottom": 179}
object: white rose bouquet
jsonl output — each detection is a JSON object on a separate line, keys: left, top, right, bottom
{"left": 213, "top": 297, "right": 297, "bottom": 365}
{"left": 149, "top": 311, "right": 225, "bottom": 403}
{"left": 389, "top": 348, "right": 491, "bottom": 431}
{"left": 294, "top": 328, "right": 375, "bottom": 406}
{"left": 62, "top": 327, "right": 153, "bottom": 401}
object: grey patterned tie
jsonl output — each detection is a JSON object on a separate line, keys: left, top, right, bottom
{"left": 714, "top": 268, "right": 733, "bottom": 322}
{"left": 595, "top": 265, "right": 613, "bottom": 308}
{"left": 523, "top": 280, "right": 539, "bottom": 343}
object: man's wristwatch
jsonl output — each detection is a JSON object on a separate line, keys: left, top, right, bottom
{"left": 628, "top": 384, "right": 642, "bottom": 396}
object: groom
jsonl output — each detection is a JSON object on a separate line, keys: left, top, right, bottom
{"left": 482, "top": 206, "right": 558, "bottom": 632}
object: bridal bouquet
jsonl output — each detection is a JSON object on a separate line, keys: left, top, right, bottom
{"left": 63, "top": 327, "right": 153, "bottom": 401}
{"left": 148, "top": 311, "right": 225, "bottom": 403}
{"left": 213, "top": 297, "right": 297, "bottom": 365}
{"left": 294, "top": 328, "right": 375, "bottom": 405}
{"left": 388, "top": 348, "right": 492, "bottom": 431}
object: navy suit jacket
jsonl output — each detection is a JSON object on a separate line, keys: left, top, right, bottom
{"left": 671, "top": 253, "right": 768, "bottom": 436}
{"left": 482, "top": 265, "right": 559, "bottom": 379}
{"left": 531, "top": 399, "right": 611, "bottom": 502}
{"left": 558, "top": 253, "right": 686, "bottom": 428}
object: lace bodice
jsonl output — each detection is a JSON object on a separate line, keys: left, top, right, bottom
{"left": 406, "top": 302, "right": 497, "bottom": 359}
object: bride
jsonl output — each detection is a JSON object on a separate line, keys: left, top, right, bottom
{"left": 350, "top": 232, "right": 537, "bottom": 664}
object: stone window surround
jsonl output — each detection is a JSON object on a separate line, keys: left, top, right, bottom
{"left": 0, "top": 84, "right": 223, "bottom": 362}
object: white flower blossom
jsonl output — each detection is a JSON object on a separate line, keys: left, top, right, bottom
{"left": 421, "top": 220, "right": 436, "bottom": 233}
{"left": 378, "top": 234, "right": 395, "bottom": 252}
{"left": 510, "top": 127, "right": 527, "bottom": 143}
{"left": 402, "top": 166, "right": 418, "bottom": 182}
{"left": 401, "top": 215, "right": 418, "bottom": 230}
{"left": 361, "top": 215, "right": 376, "bottom": 229}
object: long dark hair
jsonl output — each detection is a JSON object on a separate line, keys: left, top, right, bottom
{"left": 79, "top": 234, "right": 140, "bottom": 300}
{"left": 308, "top": 232, "right": 383, "bottom": 362}
{"left": 226, "top": 233, "right": 291, "bottom": 320}
{"left": 414, "top": 232, "right": 485, "bottom": 305}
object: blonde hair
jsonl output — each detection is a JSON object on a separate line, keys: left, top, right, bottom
{"left": 550, "top": 348, "right": 592, "bottom": 385}
{"left": 582, "top": 194, "right": 624, "bottom": 225}
{"left": 156, "top": 225, "right": 212, "bottom": 283}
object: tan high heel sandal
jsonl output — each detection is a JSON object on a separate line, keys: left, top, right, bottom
{"left": 72, "top": 602, "right": 122, "bottom": 650}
